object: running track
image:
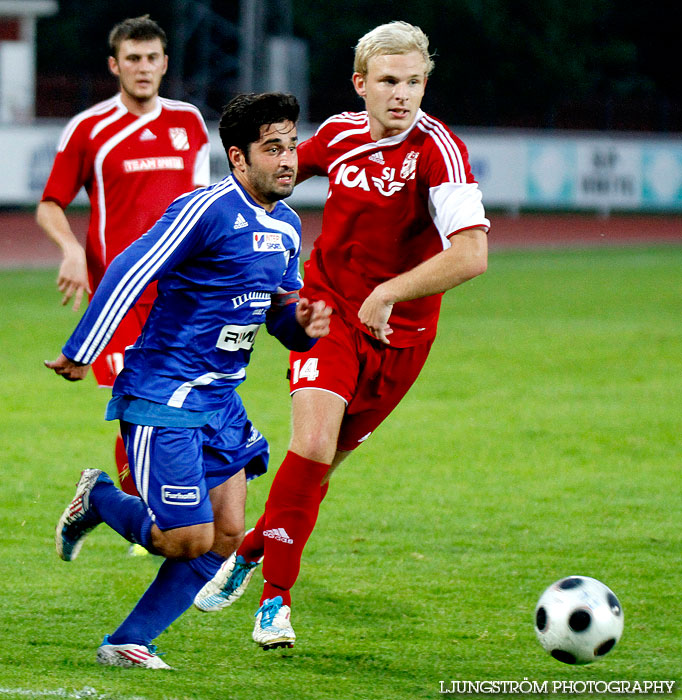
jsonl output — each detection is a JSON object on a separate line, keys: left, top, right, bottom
{"left": 1, "top": 210, "right": 680, "bottom": 268}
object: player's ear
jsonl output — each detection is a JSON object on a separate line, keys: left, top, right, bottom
{"left": 108, "top": 55, "right": 120, "bottom": 77}
{"left": 352, "top": 72, "right": 366, "bottom": 98}
{"left": 228, "top": 145, "right": 246, "bottom": 172}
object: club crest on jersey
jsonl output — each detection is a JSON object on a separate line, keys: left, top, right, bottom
{"left": 253, "top": 232, "right": 286, "bottom": 252}
{"left": 169, "top": 127, "right": 190, "bottom": 151}
{"left": 400, "top": 151, "right": 419, "bottom": 180}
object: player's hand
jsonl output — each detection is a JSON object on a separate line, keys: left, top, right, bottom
{"left": 358, "top": 287, "right": 394, "bottom": 345}
{"left": 296, "top": 298, "right": 332, "bottom": 338}
{"left": 44, "top": 353, "right": 90, "bottom": 381}
{"left": 57, "top": 247, "right": 90, "bottom": 311}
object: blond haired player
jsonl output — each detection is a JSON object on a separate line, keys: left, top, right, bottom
{"left": 195, "top": 21, "right": 489, "bottom": 648}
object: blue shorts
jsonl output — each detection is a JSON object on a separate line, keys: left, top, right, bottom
{"left": 120, "top": 398, "right": 268, "bottom": 531}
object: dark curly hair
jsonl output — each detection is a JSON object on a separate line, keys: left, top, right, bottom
{"left": 219, "top": 93, "right": 300, "bottom": 170}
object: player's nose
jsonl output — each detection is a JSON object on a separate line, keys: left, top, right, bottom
{"left": 394, "top": 82, "right": 409, "bottom": 100}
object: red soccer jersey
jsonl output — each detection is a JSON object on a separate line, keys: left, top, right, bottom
{"left": 297, "top": 109, "right": 489, "bottom": 347}
{"left": 41, "top": 94, "right": 210, "bottom": 303}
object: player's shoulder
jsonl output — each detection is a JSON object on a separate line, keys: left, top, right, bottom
{"left": 315, "top": 111, "right": 368, "bottom": 137}
{"left": 273, "top": 200, "right": 302, "bottom": 229}
{"left": 58, "top": 96, "right": 121, "bottom": 148}
{"left": 69, "top": 95, "right": 120, "bottom": 124}
{"left": 415, "top": 111, "right": 468, "bottom": 152}
{"left": 158, "top": 97, "right": 208, "bottom": 126}
{"left": 412, "top": 111, "right": 474, "bottom": 183}
{"left": 171, "top": 176, "right": 237, "bottom": 213}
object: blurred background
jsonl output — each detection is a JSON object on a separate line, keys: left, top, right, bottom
{"left": 24, "top": 0, "right": 682, "bottom": 130}
{"left": 0, "top": 0, "right": 680, "bottom": 259}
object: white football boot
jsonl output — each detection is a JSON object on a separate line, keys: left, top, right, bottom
{"left": 194, "top": 552, "right": 263, "bottom": 612}
{"left": 55, "top": 468, "right": 107, "bottom": 561}
{"left": 96, "top": 635, "right": 173, "bottom": 670}
{"left": 252, "top": 596, "right": 296, "bottom": 649}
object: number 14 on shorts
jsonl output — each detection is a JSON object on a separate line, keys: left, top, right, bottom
{"left": 292, "top": 357, "right": 319, "bottom": 383}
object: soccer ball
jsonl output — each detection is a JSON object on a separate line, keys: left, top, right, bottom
{"left": 534, "top": 576, "right": 624, "bottom": 664}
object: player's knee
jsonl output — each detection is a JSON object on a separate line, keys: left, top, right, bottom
{"left": 290, "top": 431, "right": 337, "bottom": 464}
{"left": 212, "top": 526, "right": 245, "bottom": 559}
{"left": 151, "top": 523, "right": 214, "bottom": 559}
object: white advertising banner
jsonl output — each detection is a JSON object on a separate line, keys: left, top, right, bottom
{"left": 575, "top": 141, "right": 642, "bottom": 209}
{"left": 2, "top": 122, "right": 681, "bottom": 211}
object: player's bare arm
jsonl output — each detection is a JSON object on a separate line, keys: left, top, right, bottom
{"left": 45, "top": 352, "right": 90, "bottom": 381}
{"left": 36, "top": 200, "right": 91, "bottom": 311}
{"left": 358, "top": 227, "right": 488, "bottom": 344}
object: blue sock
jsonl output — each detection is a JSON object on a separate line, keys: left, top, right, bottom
{"left": 108, "top": 550, "right": 225, "bottom": 646}
{"left": 90, "top": 474, "right": 153, "bottom": 550}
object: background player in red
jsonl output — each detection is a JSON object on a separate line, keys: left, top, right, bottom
{"left": 194, "top": 20, "right": 490, "bottom": 647}
{"left": 36, "top": 16, "right": 210, "bottom": 506}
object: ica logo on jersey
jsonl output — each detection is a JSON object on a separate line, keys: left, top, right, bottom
{"left": 335, "top": 151, "right": 419, "bottom": 197}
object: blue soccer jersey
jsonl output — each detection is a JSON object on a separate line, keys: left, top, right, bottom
{"left": 63, "top": 174, "right": 304, "bottom": 412}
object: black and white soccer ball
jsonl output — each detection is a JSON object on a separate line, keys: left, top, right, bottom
{"left": 534, "top": 576, "right": 624, "bottom": 664}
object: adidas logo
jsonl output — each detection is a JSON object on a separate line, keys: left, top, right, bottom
{"left": 233, "top": 212, "right": 248, "bottom": 229}
{"left": 139, "top": 128, "right": 157, "bottom": 141}
{"left": 263, "top": 527, "right": 293, "bottom": 544}
{"left": 369, "top": 151, "right": 385, "bottom": 164}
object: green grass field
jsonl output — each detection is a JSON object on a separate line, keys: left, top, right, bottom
{"left": 0, "top": 245, "right": 680, "bottom": 700}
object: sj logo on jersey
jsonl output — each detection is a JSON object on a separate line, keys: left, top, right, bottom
{"left": 169, "top": 127, "right": 190, "bottom": 151}
{"left": 253, "top": 232, "right": 286, "bottom": 252}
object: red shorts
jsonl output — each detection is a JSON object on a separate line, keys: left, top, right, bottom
{"left": 91, "top": 302, "right": 154, "bottom": 388}
{"left": 289, "top": 314, "right": 433, "bottom": 452}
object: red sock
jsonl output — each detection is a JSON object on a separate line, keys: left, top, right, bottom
{"left": 259, "top": 451, "right": 330, "bottom": 605}
{"left": 241, "top": 482, "right": 330, "bottom": 565}
{"left": 115, "top": 434, "right": 140, "bottom": 497}
{"left": 237, "top": 513, "right": 267, "bottom": 561}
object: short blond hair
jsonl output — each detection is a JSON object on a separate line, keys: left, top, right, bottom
{"left": 353, "top": 21, "right": 434, "bottom": 77}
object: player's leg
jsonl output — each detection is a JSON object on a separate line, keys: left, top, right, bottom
{"left": 101, "top": 472, "right": 246, "bottom": 667}
{"left": 246, "top": 388, "right": 344, "bottom": 648}
{"left": 235, "top": 446, "right": 345, "bottom": 563}
{"left": 56, "top": 422, "right": 219, "bottom": 561}
{"left": 192, "top": 395, "right": 343, "bottom": 620}
{"left": 260, "top": 388, "right": 344, "bottom": 597}
{"left": 246, "top": 315, "right": 358, "bottom": 567}
{"left": 97, "top": 407, "right": 261, "bottom": 668}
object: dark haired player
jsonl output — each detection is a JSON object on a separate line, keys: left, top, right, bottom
{"left": 46, "top": 93, "right": 330, "bottom": 669}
